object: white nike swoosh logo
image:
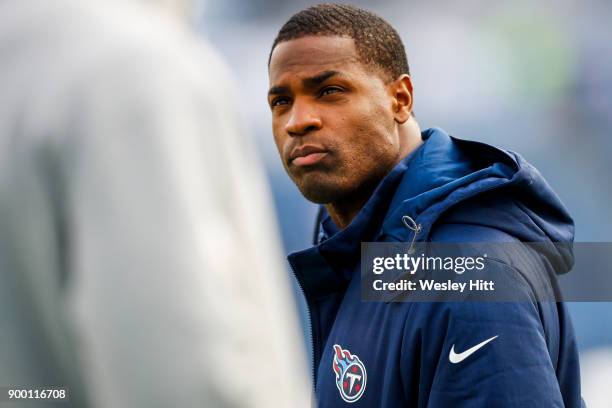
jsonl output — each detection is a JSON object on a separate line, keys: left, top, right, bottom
{"left": 449, "top": 335, "right": 498, "bottom": 364}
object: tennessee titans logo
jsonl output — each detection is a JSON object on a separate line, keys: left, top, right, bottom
{"left": 332, "top": 344, "right": 367, "bottom": 403}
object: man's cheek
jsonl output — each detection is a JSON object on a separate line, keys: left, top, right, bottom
{"left": 272, "top": 132, "right": 287, "bottom": 156}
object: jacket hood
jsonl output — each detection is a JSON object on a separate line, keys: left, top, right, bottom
{"left": 313, "top": 127, "right": 574, "bottom": 274}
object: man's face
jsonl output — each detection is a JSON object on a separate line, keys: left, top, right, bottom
{"left": 268, "top": 36, "right": 405, "bottom": 204}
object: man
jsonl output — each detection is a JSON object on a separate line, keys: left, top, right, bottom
{"left": 0, "top": 0, "right": 310, "bottom": 407}
{"left": 268, "top": 4, "right": 583, "bottom": 407}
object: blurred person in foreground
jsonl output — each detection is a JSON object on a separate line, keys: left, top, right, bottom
{"left": 268, "top": 4, "right": 583, "bottom": 407}
{"left": 0, "top": 0, "right": 310, "bottom": 406}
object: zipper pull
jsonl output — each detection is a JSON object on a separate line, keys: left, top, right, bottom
{"left": 401, "top": 215, "right": 422, "bottom": 254}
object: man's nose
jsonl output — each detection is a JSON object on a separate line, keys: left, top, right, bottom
{"left": 285, "top": 100, "right": 322, "bottom": 136}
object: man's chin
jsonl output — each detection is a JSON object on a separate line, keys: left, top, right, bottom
{"left": 295, "top": 180, "right": 345, "bottom": 204}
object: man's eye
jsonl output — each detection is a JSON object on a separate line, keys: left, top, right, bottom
{"left": 271, "top": 97, "right": 290, "bottom": 107}
{"left": 320, "top": 86, "right": 343, "bottom": 97}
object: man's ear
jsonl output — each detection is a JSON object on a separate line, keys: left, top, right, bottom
{"left": 390, "top": 74, "right": 413, "bottom": 124}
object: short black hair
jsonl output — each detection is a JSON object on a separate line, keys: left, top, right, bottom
{"left": 269, "top": 3, "right": 410, "bottom": 82}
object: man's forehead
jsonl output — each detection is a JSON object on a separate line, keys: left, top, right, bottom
{"left": 269, "top": 36, "right": 362, "bottom": 83}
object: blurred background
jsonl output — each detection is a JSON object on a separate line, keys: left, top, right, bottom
{"left": 197, "top": 0, "right": 612, "bottom": 405}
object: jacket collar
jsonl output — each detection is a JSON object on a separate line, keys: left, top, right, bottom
{"left": 289, "top": 128, "right": 521, "bottom": 301}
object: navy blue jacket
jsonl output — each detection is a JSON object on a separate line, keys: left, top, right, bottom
{"left": 289, "top": 128, "right": 583, "bottom": 407}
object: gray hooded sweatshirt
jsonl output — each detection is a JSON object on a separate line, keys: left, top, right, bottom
{"left": 0, "top": 1, "right": 310, "bottom": 406}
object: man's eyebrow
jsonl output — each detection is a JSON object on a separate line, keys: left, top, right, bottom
{"left": 268, "top": 85, "right": 290, "bottom": 97}
{"left": 267, "top": 70, "right": 344, "bottom": 97}
{"left": 303, "top": 70, "right": 341, "bottom": 88}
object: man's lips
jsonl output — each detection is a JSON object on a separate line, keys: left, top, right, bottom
{"left": 289, "top": 145, "right": 329, "bottom": 167}
{"left": 292, "top": 152, "right": 328, "bottom": 166}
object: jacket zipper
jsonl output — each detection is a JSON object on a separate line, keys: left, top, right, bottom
{"left": 289, "top": 265, "right": 316, "bottom": 395}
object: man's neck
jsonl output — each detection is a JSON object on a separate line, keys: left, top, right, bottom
{"left": 325, "top": 193, "right": 372, "bottom": 230}
{"left": 326, "top": 120, "right": 422, "bottom": 230}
